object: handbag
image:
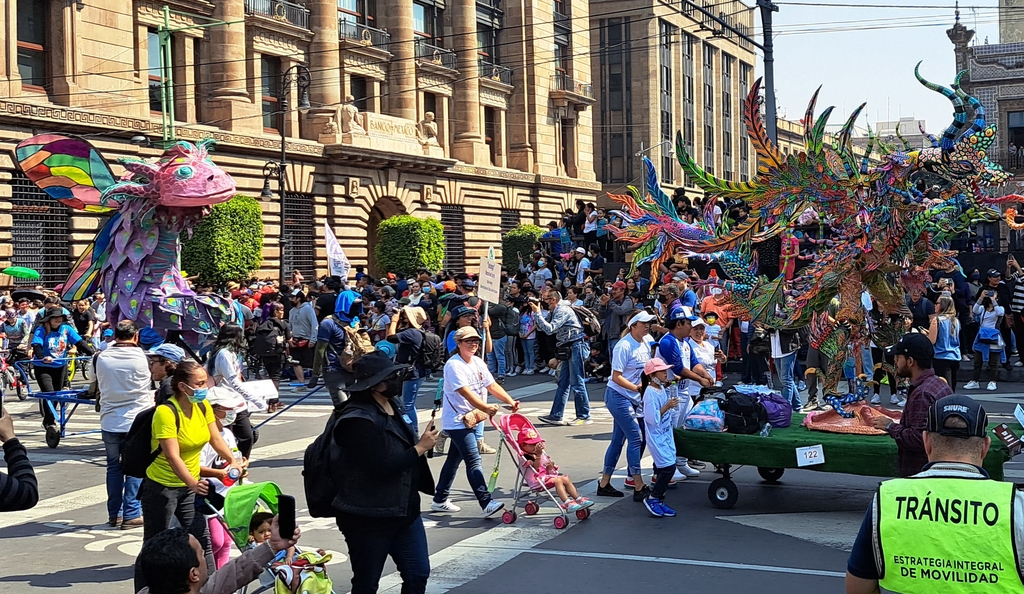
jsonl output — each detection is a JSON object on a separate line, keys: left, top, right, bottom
{"left": 445, "top": 393, "right": 491, "bottom": 429}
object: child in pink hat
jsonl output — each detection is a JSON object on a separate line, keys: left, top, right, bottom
{"left": 517, "top": 427, "right": 594, "bottom": 512}
{"left": 641, "top": 357, "right": 680, "bottom": 518}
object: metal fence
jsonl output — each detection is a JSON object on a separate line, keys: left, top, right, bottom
{"left": 415, "top": 39, "right": 458, "bottom": 71}
{"left": 339, "top": 18, "right": 391, "bottom": 52}
{"left": 480, "top": 59, "right": 513, "bottom": 85}
{"left": 441, "top": 205, "right": 465, "bottom": 272}
{"left": 282, "top": 192, "right": 316, "bottom": 281}
{"left": 551, "top": 73, "right": 594, "bottom": 99}
{"left": 244, "top": 0, "right": 310, "bottom": 29}
{"left": 10, "top": 172, "right": 70, "bottom": 287}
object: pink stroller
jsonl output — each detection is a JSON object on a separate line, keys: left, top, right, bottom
{"left": 491, "top": 413, "right": 592, "bottom": 528}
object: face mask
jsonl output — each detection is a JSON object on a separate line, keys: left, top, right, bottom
{"left": 222, "top": 409, "right": 237, "bottom": 425}
{"left": 422, "top": 286, "right": 431, "bottom": 294}
{"left": 188, "top": 386, "right": 208, "bottom": 404}
{"left": 971, "top": 273, "right": 980, "bottom": 281}
{"left": 382, "top": 376, "right": 404, "bottom": 398}
{"left": 657, "top": 294, "right": 670, "bottom": 304}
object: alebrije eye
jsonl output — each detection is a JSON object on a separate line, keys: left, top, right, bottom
{"left": 175, "top": 166, "right": 194, "bottom": 180}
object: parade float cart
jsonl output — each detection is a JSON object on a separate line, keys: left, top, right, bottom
{"left": 15, "top": 357, "right": 97, "bottom": 448}
{"left": 675, "top": 415, "right": 1017, "bottom": 510}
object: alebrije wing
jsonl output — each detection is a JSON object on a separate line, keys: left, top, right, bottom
{"left": 61, "top": 211, "right": 123, "bottom": 302}
{"left": 745, "top": 78, "right": 786, "bottom": 172}
{"left": 15, "top": 134, "right": 119, "bottom": 212}
{"left": 643, "top": 157, "right": 678, "bottom": 220}
{"left": 748, "top": 275, "right": 787, "bottom": 326}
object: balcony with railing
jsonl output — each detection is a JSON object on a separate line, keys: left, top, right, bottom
{"left": 550, "top": 72, "right": 595, "bottom": 107}
{"left": 415, "top": 38, "right": 458, "bottom": 72}
{"left": 244, "top": 0, "right": 310, "bottom": 30}
{"left": 553, "top": 10, "right": 570, "bottom": 28}
{"left": 339, "top": 18, "right": 391, "bottom": 53}
{"left": 479, "top": 59, "right": 513, "bottom": 86}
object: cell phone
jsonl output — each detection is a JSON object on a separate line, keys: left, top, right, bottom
{"left": 277, "top": 495, "right": 296, "bottom": 539}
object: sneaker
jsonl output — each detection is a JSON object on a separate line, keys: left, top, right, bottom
{"left": 890, "top": 395, "right": 901, "bottom": 405}
{"left": 107, "top": 516, "right": 121, "bottom": 528}
{"left": 434, "top": 431, "right": 448, "bottom": 456}
{"left": 538, "top": 415, "right": 568, "bottom": 426}
{"left": 523, "top": 368, "right": 535, "bottom": 375}
{"left": 624, "top": 476, "right": 636, "bottom": 488}
{"left": 477, "top": 440, "right": 497, "bottom": 454}
{"left": 564, "top": 500, "right": 583, "bottom": 512}
{"left": 121, "top": 517, "right": 144, "bottom": 530}
{"left": 671, "top": 469, "right": 688, "bottom": 482}
{"left": 643, "top": 497, "right": 664, "bottom": 517}
{"left": 870, "top": 394, "right": 881, "bottom": 404}
{"left": 897, "top": 398, "right": 907, "bottom": 407}
{"left": 548, "top": 368, "right": 558, "bottom": 376}
{"left": 964, "top": 380, "right": 981, "bottom": 390}
{"left": 431, "top": 499, "right": 461, "bottom": 513}
{"left": 987, "top": 381, "right": 998, "bottom": 391}
{"left": 569, "top": 417, "right": 593, "bottom": 426}
{"left": 676, "top": 463, "right": 700, "bottom": 477}
{"left": 597, "top": 483, "right": 624, "bottom": 497}
{"left": 659, "top": 502, "right": 677, "bottom": 517}
{"left": 797, "top": 381, "right": 807, "bottom": 391}
{"left": 962, "top": 355, "right": 971, "bottom": 362}
{"left": 800, "top": 400, "right": 820, "bottom": 413}
{"left": 714, "top": 381, "right": 723, "bottom": 387}
{"left": 497, "top": 376, "right": 506, "bottom": 385}
{"left": 632, "top": 485, "right": 651, "bottom": 502}
{"left": 687, "top": 460, "right": 706, "bottom": 470}
{"left": 575, "top": 497, "right": 595, "bottom": 508}
{"left": 507, "top": 370, "right": 518, "bottom": 377}
{"left": 482, "top": 500, "right": 505, "bottom": 518}
{"left": 1016, "top": 361, "right": 1024, "bottom": 367}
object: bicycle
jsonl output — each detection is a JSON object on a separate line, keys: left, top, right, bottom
{"left": 0, "top": 350, "right": 25, "bottom": 401}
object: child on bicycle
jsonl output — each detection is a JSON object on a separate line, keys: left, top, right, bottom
{"left": 517, "top": 428, "right": 594, "bottom": 512}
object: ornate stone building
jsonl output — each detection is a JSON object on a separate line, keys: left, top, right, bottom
{"left": 589, "top": 0, "right": 756, "bottom": 200}
{"left": 0, "top": 0, "right": 599, "bottom": 285}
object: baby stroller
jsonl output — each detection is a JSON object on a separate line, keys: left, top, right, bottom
{"left": 202, "top": 481, "right": 335, "bottom": 594}
{"left": 491, "top": 413, "right": 592, "bottom": 529}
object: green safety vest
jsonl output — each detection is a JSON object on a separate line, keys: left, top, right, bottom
{"left": 878, "top": 476, "right": 1023, "bottom": 593}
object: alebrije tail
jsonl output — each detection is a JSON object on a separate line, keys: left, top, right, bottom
{"left": 674, "top": 131, "right": 755, "bottom": 199}
{"left": 745, "top": 78, "right": 787, "bottom": 171}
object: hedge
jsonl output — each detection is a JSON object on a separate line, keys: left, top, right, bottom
{"left": 375, "top": 215, "right": 445, "bottom": 275}
{"left": 181, "top": 195, "right": 265, "bottom": 286}
{"left": 501, "top": 224, "right": 544, "bottom": 272}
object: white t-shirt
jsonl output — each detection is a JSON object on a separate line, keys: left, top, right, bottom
{"left": 769, "top": 330, "right": 794, "bottom": 359}
{"left": 687, "top": 338, "right": 717, "bottom": 395}
{"left": 94, "top": 345, "right": 155, "bottom": 433}
{"left": 576, "top": 257, "right": 591, "bottom": 285}
{"left": 607, "top": 333, "right": 654, "bottom": 401}
{"left": 441, "top": 354, "right": 494, "bottom": 431}
{"left": 200, "top": 427, "right": 240, "bottom": 469}
{"left": 584, "top": 213, "right": 598, "bottom": 233}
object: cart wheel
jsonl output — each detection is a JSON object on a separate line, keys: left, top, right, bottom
{"left": 576, "top": 508, "right": 590, "bottom": 520}
{"left": 524, "top": 501, "right": 540, "bottom": 515}
{"left": 502, "top": 510, "right": 517, "bottom": 524}
{"left": 45, "top": 425, "right": 61, "bottom": 449}
{"left": 757, "top": 467, "right": 785, "bottom": 484}
{"left": 553, "top": 515, "right": 568, "bottom": 529}
{"left": 708, "top": 478, "right": 738, "bottom": 509}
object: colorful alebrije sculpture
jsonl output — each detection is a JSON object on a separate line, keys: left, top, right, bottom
{"left": 609, "top": 63, "right": 1021, "bottom": 404}
{"left": 15, "top": 135, "right": 239, "bottom": 349}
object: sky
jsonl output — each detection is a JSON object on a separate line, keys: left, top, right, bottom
{"left": 763, "top": 0, "right": 1001, "bottom": 135}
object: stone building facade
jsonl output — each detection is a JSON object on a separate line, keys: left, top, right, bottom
{"left": 589, "top": 0, "right": 756, "bottom": 201}
{"left": 0, "top": 0, "right": 600, "bottom": 285}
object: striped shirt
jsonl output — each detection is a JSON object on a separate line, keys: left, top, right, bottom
{"left": 1011, "top": 272, "right": 1024, "bottom": 313}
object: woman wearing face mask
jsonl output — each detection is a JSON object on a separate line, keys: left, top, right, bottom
{"left": 198, "top": 388, "right": 248, "bottom": 569}
{"left": 530, "top": 258, "right": 552, "bottom": 288}
{"left": 135, "top": 360, "right": 240, "bottom": 592}
{"left": 333, "top": 351, "right": 438, "bottom": 594}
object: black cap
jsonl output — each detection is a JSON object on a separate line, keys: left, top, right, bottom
{"left": 893, "top": 332, "right": 934, "bottom": 363}
{"left": 926, "top": 395, "right": 988, "bottom": 439}
{"left": 988, "top": 268, "right": 1002, "bottom": 277}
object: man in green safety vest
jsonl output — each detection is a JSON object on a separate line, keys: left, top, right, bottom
{"left": 846, "top": 394, "right": 1024, "bottom": 593}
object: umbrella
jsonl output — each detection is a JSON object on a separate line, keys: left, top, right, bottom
{"left": 11, "top": 288, "right": 46, "bottom": 303}
{"left": 2, "top": 266, "right": 40, "bottom": 280}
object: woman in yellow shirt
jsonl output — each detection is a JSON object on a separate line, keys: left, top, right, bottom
{"left": 135, "top": 360, "right": 240, "bottom": 591}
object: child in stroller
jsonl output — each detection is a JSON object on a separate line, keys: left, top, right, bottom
{"left": 518, "top": 427, "right": 595, "bottom": 513}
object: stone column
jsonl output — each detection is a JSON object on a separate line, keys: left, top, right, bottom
{"left": 307, "top": 0, "right": 341, "bottom": 141}
{"left": 496, "top": 108, "right": 507, "bottom": 168}
{"left": 367, "top": 79, "right": 382, "bottom": 113}
{"left": 385, "top": 0, "right": 417, "bottom": 120}
{"left": 208, "top": 0, "right": 258, "bottom": 133}
{"left": 175, "top": 36, "right": 196, "bottom": 123}
{"left": 451, "top": 0, "right": 490, "bottom": 164}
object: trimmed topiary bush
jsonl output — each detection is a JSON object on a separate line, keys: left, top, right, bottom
{"left": 181, "top": 195, "right": 264, "bottom": 286}
{"left": 502, "top": 224, "right": 544, "bottom": 272}
{"left": 375, "top": 215, "right": 445, "bottom": 275}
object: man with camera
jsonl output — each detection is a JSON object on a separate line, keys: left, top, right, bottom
{"left": 533, "top": 288, "right": 591, "bottom": 426}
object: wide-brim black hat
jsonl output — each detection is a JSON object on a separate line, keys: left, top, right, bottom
{"left": 345, "top": 350, "right": 411, "bottom": 393}
{"left": 40, "top": 307, "right": 66, "bottom": 323}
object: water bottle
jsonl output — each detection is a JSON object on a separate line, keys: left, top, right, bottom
{"left": 759, "top": 422, "right": 772, "bottom": 437}
{"left": 223, "top": 466, "right": 242, "bottom": 487}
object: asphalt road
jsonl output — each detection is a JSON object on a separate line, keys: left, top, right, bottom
{"left": 1, "top": 372, "right": 1022, "bottom": 594}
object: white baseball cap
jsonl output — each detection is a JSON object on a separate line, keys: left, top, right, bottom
{"left": 628, "top": 311, "right": 657, "bottom": 326}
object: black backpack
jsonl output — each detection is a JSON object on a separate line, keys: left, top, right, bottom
{"left": 121, "top": 401, "right": 208, "bottom": 478}
{"left": 572, "top": 305, "right": 602, "bottom": 338}
{"left": 250, "top": 319, "right": 285, "bottom": 356}
{"left": 417, "top": 329, "right": 445, "bottom": 371}
{"left": 303, "top": 411, "right": 344, "bottom": 518}
{"left": 721, "top": 393, "right": 768, "bottom": 434}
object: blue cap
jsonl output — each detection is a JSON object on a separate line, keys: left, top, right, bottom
{"left": 669, "top": 306, "right": 698, "bottom": 322}
{"left": 450, "top": 304, "right": 477, "bottom": 319}
{"left": 147, "top": 343, "right": 186, "bottom": 363}
{"left": 102, "top": 328, "right": 114, "bottom": 338}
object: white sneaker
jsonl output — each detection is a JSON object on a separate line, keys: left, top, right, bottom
{"left": 897, "top": 398, "right": 907, "bottom": 407}
{"left": 676, "top": 463, "right": 701, "bottom": 477}
{"left": 964, "top": 381, "right": 981, "bottom": 390}
{"left": 523, "top": 368, "right": 535, "bottom": 375}
{"left": 431, "top": 499, "right": 461, "bottom": 513}
{"left": 482, "top": 500, "right": 505, "bottom": 518}
{"left": 962, "top": 355, "right": 971, "bottom": 362}
{"left": 671, "top": 469, "right": 688, "bottom": 481}
{"left": 987, "top": 381, "right": 998, "bottom": 391}
{"left": 890, "top": 395, "right": 901, "bottom": 404}
{"left": 507, "top": 370, "right": 518, "bottom": 377}
{"left": 1015, "top": 361, "right": 1023, "bottom": 367}
{"left": 870, "top": 395, "right": 881, "bottom": 404}
{"left": 548, "top": 368, "right": 557, "bottom": 376}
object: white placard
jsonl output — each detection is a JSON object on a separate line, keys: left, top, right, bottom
{"left": 795, "top": 444, "right": 825, "bottom": 467}
{"left": 241, "top": 379, "right": 279, "bottom": 409}
{"left": 477, "top": 256, "right": 502, "bottom": 304}
{"left": 1015, "top": 404, "right": 1024, "bottom": 428}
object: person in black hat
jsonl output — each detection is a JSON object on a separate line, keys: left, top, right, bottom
{"left": 845, "top": 394, "right": 1024, "bottom": 594}
{"left": 869, "top": 332, "right": 953, "bottom": 477}
{"left": 333, "top": 350, "right": 437, "bottom": 594}
{"left": 30, "top": 307, "right": 95, "bottom": 438}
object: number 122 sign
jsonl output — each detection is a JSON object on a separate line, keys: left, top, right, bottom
{"left": 795, "top": 444, "right": 825, "bottom": 467}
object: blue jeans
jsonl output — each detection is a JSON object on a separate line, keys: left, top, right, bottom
{"left": 602, "top": 387, "right": 642, "bottom": 476}
{"left": 549, "top": 341, "right": 591, "bottom": 420}
{"left": 401, "top": 377, "right": 425, "bottom": 434}
{"left": 520, "top": 337, "right": 536, "bottom": 370}
{"left": 774, "top": 351, "right": 800, "bottom": 408}
{"left": 487, "top": 336, "right": 508, "bottom": 377}
{"left": 102, "top": 430, "right": 141, "bottom": 521}
{"left": 433, "top": 427, "right": 492, "bottom": 508}
{"left": 337, "top": 515, "right": 429, "bottom": 594}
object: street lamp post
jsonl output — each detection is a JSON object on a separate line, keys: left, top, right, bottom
{"left": 261, "top": 64, "right": 312, "bottom": 287}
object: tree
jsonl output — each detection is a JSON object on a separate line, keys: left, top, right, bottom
{"left": 375, "top": 215, "right": 445, "bottom": 275}
{"left": 181, "top": 195, "right": 264, "bottom": 286}
{"left": 501, "top": 224, "right": 544, "bottom": 272}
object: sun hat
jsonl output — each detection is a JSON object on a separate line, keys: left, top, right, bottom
{"left": 40, "top": 307, "right": 66, "bottom": 323}
{"left": 643, "top": 357, "right": 672, "bottom": 375}
{"left": 454, "top": 326, "right": 483, "bottom": 343}
{"left": 628, "top": 311, "right": 657, "bottom": 327}
{"left": 345, "top": 350, "right": 410, "bottom": 393}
